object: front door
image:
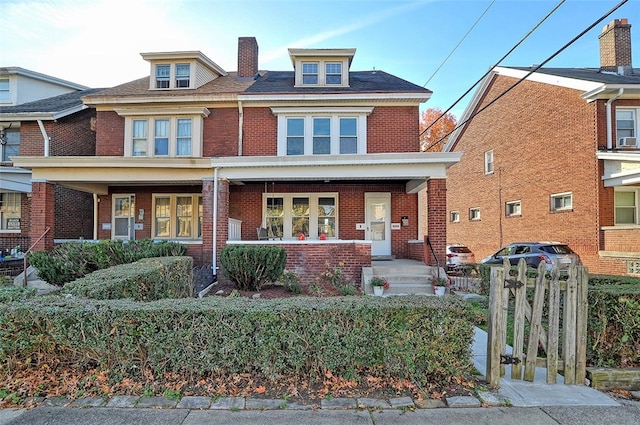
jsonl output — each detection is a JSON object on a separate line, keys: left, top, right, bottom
{"left": 112, "top": 194, "right": 135, "bottom": 240}
{"left": 365, "top": 192, "right": 391, "bottom": 256}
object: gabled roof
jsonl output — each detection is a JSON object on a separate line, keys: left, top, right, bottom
{"left": 0, "top": 67, "right": 89, "bottom": 91}
{"left": 0, "top": 88, "right": 103, "bottom": 120}
{"left": 443, "top": 65, "right": 640, "bottom": 152}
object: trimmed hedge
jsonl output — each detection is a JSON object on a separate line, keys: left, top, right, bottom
{"left": 220, "top": 245, "right": 286, "bottom": 291}
{"left": 62, "top": 256, "right": 193, "bottom": 301}
{"left": 28, "top": 239, "right": 188, "bottom": 287}
{"left": 0, "top": 295, "right": 475, "bottom": 386}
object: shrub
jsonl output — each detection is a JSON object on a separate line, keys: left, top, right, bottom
{"left": 280, "top": 271, "right": 302, "bottom": 294}
{"left": 220, "top": 245, "right": 286, "bottom": 291}
{"left": 63, "top": 256, "right": 193, "bottom": 301}
{"left": 27, "top": 240, "right": 187, "bottom": 287}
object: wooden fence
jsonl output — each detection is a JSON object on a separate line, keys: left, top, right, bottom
{"left": 486, "top": 258, "right": 588, "bottom": 387}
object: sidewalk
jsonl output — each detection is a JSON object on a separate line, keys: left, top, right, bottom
{"left": 1, "top": 327, "right": 638, "bottom": 425}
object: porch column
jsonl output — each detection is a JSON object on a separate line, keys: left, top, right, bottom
{"left": 215, "top": 178, "right": 230, "bottom": 275}
{"left": 30, "top": 180, "right": 55, "bottom": 251}
{"left": 202, "top": 178, "right": 214, "bottom": 268}
{"left": 426, "top": 178, "right": 446, "bottom": 268}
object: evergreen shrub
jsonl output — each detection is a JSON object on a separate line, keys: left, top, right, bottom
{"left": 220, "top": 245, "right": 286, "bottom": 291}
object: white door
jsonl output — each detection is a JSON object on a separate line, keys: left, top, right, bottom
{"left": 112, "top": 194, "right": 135, "bottom": 240}
{"left": 365, "top": 193, "right": 391, "bottom": 256}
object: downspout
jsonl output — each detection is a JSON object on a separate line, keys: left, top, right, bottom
{"left": 212, "top": 168, "right": 219, "bottom": 276}
{"left": 93, "top": 194, "right": 99, "bottom": 240}
{"left": 605, "top": 88, "right": 624, "bottom": 149}
{"left": 237, "top": 101, "right": 244, "bottom": 155}
{"left": 36, "top": 120, "right": 50, "bottom": 157}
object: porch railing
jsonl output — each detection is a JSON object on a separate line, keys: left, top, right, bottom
{"left": 228, "top": 218, "right": 242, "bottom": 241}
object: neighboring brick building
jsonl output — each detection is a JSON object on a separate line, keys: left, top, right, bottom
{"left": 0, "top": 67, "right": 99, "bottom": 254}
{"left": 444, "top": 19, "right": 640, "bottom": 276}
{"left": 14, "top": 38, "right": 461, "bottom": 284}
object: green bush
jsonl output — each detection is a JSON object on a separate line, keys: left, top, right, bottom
{"left": 63, "top": 256, "right": 193, "bottom": 301}
{"left": 0, "top": 285, "right": 36, "bottom": 303}
{"left": 27, "top": 240, "right": 187, "bottom": 287}
{"left": 0, "top": 295, "right": 475, "bottom": 387}
{"left": 220, "top": 245, "right": 286, "bottom": 291}
{"left": 587, "top": 280, "right": 640, "bottom": 368}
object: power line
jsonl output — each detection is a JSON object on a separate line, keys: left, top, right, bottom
{"left": 424, "top": 0, "right": 630, "bottom": 152}
{"left": 420, "top": 0, "right": 566, "bottom": 144}
{"left": 422, "top": 0, "right": 496, "bottom": 88}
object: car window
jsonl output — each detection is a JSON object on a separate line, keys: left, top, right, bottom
{"left": 541, "top": 245, "right": 573, "bottom": 254}
{"left": 514, "top": 246, "right": 530, "bottom": 255}
{"left": 450, "top": 246, "right": 472, "bottom": 253}
{"left": 496, "top": 246, "right": 513, "bottom": 256}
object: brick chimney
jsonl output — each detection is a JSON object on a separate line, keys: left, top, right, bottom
{"left": 599, "top": 18, "right": 632, "bottom": 74}
{"left": 237, "top": 37, "right": 258, "bottom": 79}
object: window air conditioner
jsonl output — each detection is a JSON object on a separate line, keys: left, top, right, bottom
{"left": 618, "top": 137, "right": 637, "bottom": 147}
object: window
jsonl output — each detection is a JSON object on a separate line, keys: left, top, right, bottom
{"left": 302, "top": 63, "right": 318, "bottom": 84}
{"left": 0, "top": 79, "right": 9, "bottom": 102}
{"left": 152, "top": 194, "right": 202, "bottom": 239}
{"left": 469, "top": 207, "right": 480, "bottom": 221}
{"left": 484, "top": 150, "right": 494, "bottom": 174}
{"left": 125, "top": 116, "right": 199, "bottom": 157}
{"left": 263, "top": 193, "right": 338, "bottom": 239}
{"left": 450, "top": 211, "right": 460, "bottom": 223}
{"left": 325, "top": 63, "right": 342, "bottom": 84}
{"left": 175, "top": 64, "right": 190, "bottom": 88}
{"left": 156, "top": 65, "right": 170, "bottom": 89}
{"left": 273, "top": 108, "right": 372, "bottom": 156}
{"left": 505, "top": 200, "right": 521, "bottom": 217}
{"left": 0, "top": 192, "right": 21, "bottom": 232}
{"left": 615, "top": 189, "right": 638, "bottom": 225}
{"left": 1, "top": 128, "right": 19, "bottom": 162}
{"left": 616, "top": 108, "right": 637, "bottom": 147}
{"left": 551, "top": 192, "right": 572, "bottom": 212}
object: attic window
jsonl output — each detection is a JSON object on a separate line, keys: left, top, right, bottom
{"left": 175, "top": 64, "right": 190, "bottom": 88}
{"left": 156, "top": 65, "right": 170, "bottom": 89}
{"left": 326, "top": 63, "right": 342, "bottom": 84}
{"left": 302, "top": 63, "right": 318, "bottom": 84}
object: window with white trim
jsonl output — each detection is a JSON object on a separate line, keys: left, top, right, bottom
{"left": 484, "top": 150, "right": 494, "bottom": 174}
{"left": 0, "top": 192, "right": 21, "bottom": 232}
{"left": 505, "top": 200, "right": 521, "bottom": 217}
{"left": 263, "top": 193, "right": 337, "bottom": 239}
{"left": 325, "top": 63, "right": 342, "bottom": 84}
{"left": 273, "top": 108, "right": 371, "bottom": 156}
{"left": 616, "top": 108, "right": 638, "bottom": 147}
{"left": 1, "top": 128, "right": 19, "bottom": 162}
{"left": 0, "top": 79, "right": 10, "bottom": 102}
{"left": 450, "top": 211, "right": 460, "bottom": 223}
{"left": 614, "top": 188, "right": 639, "bottom": 225}
{"left": 156, "top": 65, "right": 170, "bottom": 89}
{"left": 152, "top": 194, "right": 203, "bottom": 239}
{"left": 302, "top": 63, "right": 318, "bottom": 84}
{"left": 550, "top": 192, "right": 572, "bottom": 212}
{"left": 175, "top": 64, "right": 190, "bottom": 88}
{"left": 154, "top": 63, "right": 192, "bottom": 90}
{"left": 469, "top": 207, "right": 480, "bottom": 221}
{"left": 125, "top": 116, "right": 201, "bottom": 157}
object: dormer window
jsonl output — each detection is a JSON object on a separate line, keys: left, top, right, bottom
{"left": 325, "top": 63, "right": 342, "bottom": 85}
{"left": 156, "top": 65, "right": 170, "bottom": 89}
{"left": 175, "top": 64, "right": 190, "bottom": 88}
{"left": 302, "top": 63, "right": 318, "bottom": 84}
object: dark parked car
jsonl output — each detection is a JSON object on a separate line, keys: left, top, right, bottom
{"left": 482, "top": 242, "right": 581, "bottom": 271}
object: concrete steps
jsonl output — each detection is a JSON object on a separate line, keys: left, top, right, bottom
{"left": 362, "top": 259, "right": 448, "bottom": 296}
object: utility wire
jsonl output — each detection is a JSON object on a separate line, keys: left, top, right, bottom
{"left": 422, "top": 0, "right": 496, "bottom": 88}
{"left": 420, "top": 0, "right": 566, "bottom": 143}
{"left": 424, "top": 0, "right": 629, "bottom": 152}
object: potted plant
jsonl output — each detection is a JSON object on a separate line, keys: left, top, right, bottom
{"left": 428, "top": 275, "right": 450, "bottom": 296}
{"left": 370, "top": 276, "right": 389, "bottom": 296}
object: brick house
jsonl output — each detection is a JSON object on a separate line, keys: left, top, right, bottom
{"left": 444, "top": 19, "right": 640, "bottom": 276}
{"left": 14, "top": 38, "right": 460, "bottom": 284}
{"left": 0, "top": 67, "right": 99, "bottom": 254}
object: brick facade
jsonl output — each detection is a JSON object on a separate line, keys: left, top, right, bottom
{"left": 447, "top": 72, "right": 640, "bottom": 276}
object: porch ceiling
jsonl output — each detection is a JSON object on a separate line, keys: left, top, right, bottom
{"left": 597, "top": 151, "right": 640, "bottom": 187}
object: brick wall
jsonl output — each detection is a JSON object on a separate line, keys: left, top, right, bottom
{"left": 426, "top": 178, "right": 447, "bottom": 266}
{"left": 203, "top": 108, "right": 239, "bottom": 156}
{"left": 241, "top": 107, "right": 278, "bottom": 156}
{"left": 367, "top": 106, "right": 420, "bottom": 153}
{"left": 30, "top": 182, "right": 55, "bottom": 251}
{"left": 96, "top": 111, "right": 125, "bottom": 156}
{"left": 54, "top": 187, "right": 93, "bottom": 239}
{"left": 447, "top": 74, "right": 613, "bottom": 273}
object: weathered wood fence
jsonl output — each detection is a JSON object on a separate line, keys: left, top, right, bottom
{"left": 486, "top": 258, "right": 588, "bottom": 388}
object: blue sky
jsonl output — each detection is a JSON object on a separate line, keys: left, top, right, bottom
{"left": 0, "top": 0, "right": 638, "bottom": 118}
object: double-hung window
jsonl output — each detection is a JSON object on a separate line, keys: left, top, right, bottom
{"left": 156, "top": 65, "right": 170, "bottom": 89}
{"left": 154, "top": 119, "right": 169, "bottom": 156}
{"left": 132, "top": 120, "right": 148, "bottom": 157}
{"left": 274, "top": 108, "right": 371, "bottom": 156}
{"left": 176, "top": 119, "right": 192, "bottom": 155}
{"left": 263, "top": 193, "right": 337, "bottom": 239}
{"left": 152, "top": 194, "right": 203, "bottom": 239}
{"left": 175, "top": 64, "right": 190, "bottom": 88}
{"left": 302, "top": 63, "right": 318, "bottom": 84}
{"left": 616, "top": 108, "right": 638, "bottom": 147}
{"left": 615, "top": 189, "right": 638, "bottom": 225}
{"left": 1, "top": 128, "right": 19, "bottom": 162}
{"left": 125, "top": 116, "right": 199, "bottom": 157}
{"left": 485, "top": 150, "right": 494, "bottom": 174}
{"left": 0, "top": 192, "right": 21, "bottom": 232}
{"left": 325, "top": 63, "right": 342, "bottom": 84}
